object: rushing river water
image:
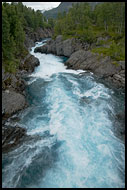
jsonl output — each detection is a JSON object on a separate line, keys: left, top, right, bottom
{"left": 2, "top": 39, "right": 125, "bottom": 188}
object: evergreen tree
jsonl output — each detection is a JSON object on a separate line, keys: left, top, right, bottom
{"left": 2, "top": 2, "right": 51, "bottom": 73}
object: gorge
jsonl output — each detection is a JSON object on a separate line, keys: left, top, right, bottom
{"left": 2, "top": 2, "right": 125, "bottom": 188}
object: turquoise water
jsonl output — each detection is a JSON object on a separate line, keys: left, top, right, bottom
{"left": 2, "top": 40, "right": 125, "bottom": 188}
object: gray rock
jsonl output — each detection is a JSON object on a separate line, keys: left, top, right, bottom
{"left": 24, "top": 27, "right": 53, "bottom": 50}
{"left": 34, "top": 45, "right": 48, "bottom": 54}
{"left": 65, "top": 50, "right": 121, "bottom": 77}
{"left": 2, "top": 90, "right": 26, "bottom": 117}
{"left": 55, "top": 35, "right": 63, "bottom": 43}
{"left": 2, "top": 125, "right": 27, "bottom": 153}
{"left": 119, "top": 70, "right": 125, "bottom": 74}
{"left": 56, "top": 41, "right": 63, "bottom": 55}
{"left": 118, "top": 61, "right": 125, "bottom": 69}
{"left": 34, "top": 35, "right": 84, "bottom": 57}
{"left": 24, "top": 34, "right": 35, "bottom": 50}
{"left": 2, "top": 70, "right": 26, "bottom": 94}
{"left": 63, "top": 38, "right": 75, "bottom": 57}
{"left": 19, "top": 54, "right": 40, "bottom": 73}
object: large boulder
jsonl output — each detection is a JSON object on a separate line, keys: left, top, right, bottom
{"left": 2, "top": 90, "right": 26, "bottom": 118}
{"left": 34, "top": 45, "right": 48, "bottom": 54}
{"left": 19, "top": 54, "right": 40, "bottom": 73}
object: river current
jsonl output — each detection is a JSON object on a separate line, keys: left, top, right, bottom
{"left": 2, "top": 39, "right": 125, "bottom": 188}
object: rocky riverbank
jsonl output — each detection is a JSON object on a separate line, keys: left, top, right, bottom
{"left": 2, "top": 27, "right": 53, "bottom": 152}
{"left": 24, "top": 27, "right": 53, "bottom": 50}
{"left": 2, "top": 55, "right": 40, "bottom": 117}
{"left": 34, "top": 35, "right": 125, "bottom": 89}
{"left": 2, "top": 54, "right": 40, "bottom": 152}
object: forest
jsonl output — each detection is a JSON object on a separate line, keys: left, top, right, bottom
{"left": 54, "top": 2, "right": 125, "bottom": 62}
{"left": 2, "top": 2, "right": 53, "bottom": 73}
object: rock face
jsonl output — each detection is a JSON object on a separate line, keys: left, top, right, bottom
{"left": 2, "top": 125, "right": 27, "bottom": 153}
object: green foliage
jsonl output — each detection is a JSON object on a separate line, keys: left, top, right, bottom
{"left": 76, "top": 29, "right": 96, "bottom": 44}
{"left": 92, "top": 40, "right": 125, "bottom": 61}
{"left": 54, "top": 2, "right": 125, "bottom": 61}
{"left": 112, "top": 61, "right": 120, "bottom": 67}
{"left": 94, "top": 2, "right": 125, "bottom": 34}
{"left": 4, "top": 59, "right": 19, "bottom": 73}
{"left": 54, "top": 3, "right": 94, "bottom": 42}
{"left": 2, "top": 2, "right": 53, "bottom": 73}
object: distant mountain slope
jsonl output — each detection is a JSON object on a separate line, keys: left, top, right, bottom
{"left": 43, "top": 2, "right": 100, "bottom": 19}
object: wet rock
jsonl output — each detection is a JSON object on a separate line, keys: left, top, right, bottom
{"left": 19, "top": 54, "right": 40, "bottom": 73}
{"left": 2, "top": 125, "right": 27, "bottom": 153}
{"left": 34, "top": 45, "right": 48, "bottom": 54}
{"left": 113, "top": 112, "right": 125, "bottom": 142}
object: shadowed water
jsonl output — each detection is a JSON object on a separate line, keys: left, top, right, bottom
{"left": 2, "top": 40, "right": 125, "bottom": 188}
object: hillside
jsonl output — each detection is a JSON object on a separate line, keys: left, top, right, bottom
{"left": 43, "top": 2, "right": 100, "bottom": 19}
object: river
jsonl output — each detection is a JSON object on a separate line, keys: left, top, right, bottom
{"left": 2, "top": 39, "right": 125, "bottom": 188}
